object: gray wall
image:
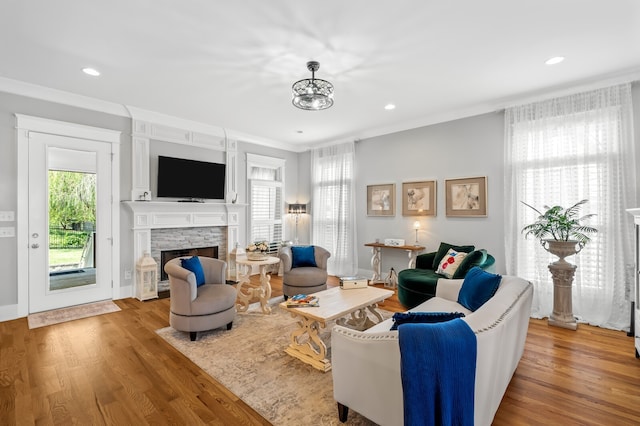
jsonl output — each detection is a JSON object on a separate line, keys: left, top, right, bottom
{"left": 355, "top": 112, "right": 506, "bottom": 276}
{"left": 353, "top": 82, "right": 640, "bottom": 278}
{"left": 0, "top": 91, "right": 300, "bottom": 314}
{"left": 0, "top": 91, "right": 131, "bottom": 308}
{"left": 1, "top": 81, "right": 638, "bottom": 313}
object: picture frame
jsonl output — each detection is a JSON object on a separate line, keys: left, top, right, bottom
{"left": 402, "top": 180, "right": 436, "bottom": 216}
{"left": 445, "top": 176, "right": 487, "bottom": 217}
{"left": 367, "top": 183, "right": 395, "bottom": 216}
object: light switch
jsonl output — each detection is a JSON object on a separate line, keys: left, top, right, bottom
{"left": 0, "top": 211, "right": 14, "bottom": 221}
{"left": 0, "top": 227, "right": 15, "bottom": 237}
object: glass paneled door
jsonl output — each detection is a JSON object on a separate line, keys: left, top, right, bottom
{"left": 28, "top": 132, "right": 113, "bottom": 313}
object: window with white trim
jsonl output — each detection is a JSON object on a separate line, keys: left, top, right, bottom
{"left": 246, "top": 154, "right": 285, "bottom": 253}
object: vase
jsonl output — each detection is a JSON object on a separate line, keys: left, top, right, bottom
{"left": 542, "top": 240, "right": 581, "bottom": 330}
{"left": 247, "top": 251, "right": 268, "bottom": 261}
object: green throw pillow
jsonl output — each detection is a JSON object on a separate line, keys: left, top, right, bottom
{"left": 452, "top": 249, "right": 488, "bottom": 279}
{"left": 432, "top": 242, "right": 475, "bottom": 270}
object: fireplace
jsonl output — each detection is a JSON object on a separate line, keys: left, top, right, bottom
{"left": 124, "top": 201, "right": 243, "bottom": 300}
{"left": 160, "top": 246, "right": 218, "bottom": 281}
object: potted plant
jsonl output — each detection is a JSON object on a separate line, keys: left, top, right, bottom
{"left": 521, "top": 199, "right": 597, "bottom": 330}
{"left": 521, "top": 199, "right": 597, "bottom": 248}
{"left": 246, "top": 241, "right": 270, "bottom": 260}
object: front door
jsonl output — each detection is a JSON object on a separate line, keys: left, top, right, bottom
{"left": 28, "top": 132, "right": 113, "bottom": 313}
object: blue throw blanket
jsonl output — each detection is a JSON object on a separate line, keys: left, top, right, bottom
{"left": 398, "top": 319, "right": 477, "bottom": 426}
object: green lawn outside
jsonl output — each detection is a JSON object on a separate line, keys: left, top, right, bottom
{"left": 49, "top": 248, "right": 83, "bottom": 266}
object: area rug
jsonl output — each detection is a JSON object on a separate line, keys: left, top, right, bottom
{"left": 27, "top": 300, "right": 121, "bottom": 329}
{"left": 156, "top": 297, "right": 392, "bottom": 425}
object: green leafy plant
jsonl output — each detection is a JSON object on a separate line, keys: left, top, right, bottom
{"left": 521, "top": 199, "right": 597, "bottom": 247}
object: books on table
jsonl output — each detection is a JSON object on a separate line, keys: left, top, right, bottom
{"left": 285, "top": 294, "right": 319, "bottom": 308}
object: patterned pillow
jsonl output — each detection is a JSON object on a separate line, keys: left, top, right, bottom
{"left": 436, "top": 249, "right": 468, "bottom": 278}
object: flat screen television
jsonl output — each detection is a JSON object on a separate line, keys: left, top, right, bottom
{"left": 157, "top": 155, "right": 226, "bottom": 201}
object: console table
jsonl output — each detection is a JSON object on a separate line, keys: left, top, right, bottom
{"left": 364, "top": 242, "right": 425, "bottom": 284}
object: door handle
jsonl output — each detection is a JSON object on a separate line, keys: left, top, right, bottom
{"left": 31, "top": 243, "right": 39, "bottom": 249}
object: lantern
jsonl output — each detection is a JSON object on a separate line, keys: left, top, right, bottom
{"left": 227, "top": 243, "right": 245, "bottom": 282}
{"left": 136, "top": 251, "right": 158, "bottom": 301}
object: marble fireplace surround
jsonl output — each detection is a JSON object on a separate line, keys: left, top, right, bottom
{"left": 124, "top": 201, "right": 244, "bottom": 292}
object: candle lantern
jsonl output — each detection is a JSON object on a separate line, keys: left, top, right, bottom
{"left": 136, "top": 251, "right": 158, "bottom": 301}
{"left": 227, "top": 243, "right": 245, "bottom": 282}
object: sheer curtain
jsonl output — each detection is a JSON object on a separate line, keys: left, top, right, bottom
{"left": 311, "top": 142, "right": 357, "bottom": 276}
{"left": 504, "top": 83, "right": 637, "bottom": 330}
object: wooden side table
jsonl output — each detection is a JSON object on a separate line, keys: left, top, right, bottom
{"left": 364, "top": 242, "right": 425, "bottom": 284}
{"left": 236, "top": 256, "right": 280, "bottom": 314}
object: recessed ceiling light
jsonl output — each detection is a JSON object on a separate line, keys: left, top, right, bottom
{"left": 82, "top": 67, "right": 101, "bottom": 76}
{"left": 544, "top": 56, "right": 565, "bottom": 66}
{"left": 384, "top": 104, "right": 396, "bottom": 110}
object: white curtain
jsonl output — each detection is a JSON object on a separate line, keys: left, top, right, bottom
{"left": 311, "top": 142, "right": 357, "bottom": 276}
{"left": 504, "top": 83, "right": 637, "bottom": 330}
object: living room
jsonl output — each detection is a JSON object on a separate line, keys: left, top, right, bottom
{"left": 1, "top": 1, "right": 640, "bottom": 425}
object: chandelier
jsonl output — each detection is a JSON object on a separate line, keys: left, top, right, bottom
{"left": 292, "top": 61, "right": 334, "bottom": 110}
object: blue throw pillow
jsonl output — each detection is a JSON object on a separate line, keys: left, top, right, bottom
{"left": 458, "top": 266, "right": 501, "bottom": 311}
{"left": 291, "top": 246, "right": 317, "bottom": 268}
{"left": 181, "top": 256, "right": 206, "bottom": 287}
{"left": 390, "top": 311, "right": 466, "bottom": 331}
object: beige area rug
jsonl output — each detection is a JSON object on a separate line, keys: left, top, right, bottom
{"left": 156, "top": 297, "right": 393, "bottom": 425}
{"left": 27, "top": 300, "right": 121, "bottom": 329}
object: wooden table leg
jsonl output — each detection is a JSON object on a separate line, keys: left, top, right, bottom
{"left": 284, "top": 313, "right": 331, "bottom": 372}
{"left": 336, "top": 303, "right": 385, "bottom": 331}
{"left": 370, "top": 246, "right": 383, "bottom": 284}
{"left": 235, "top": 263, "right": 252, "bottom": 312}
{"left": 257, "top": 264, "right": 272, "bottom": 314}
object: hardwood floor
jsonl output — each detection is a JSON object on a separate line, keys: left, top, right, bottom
{"left": 1, "top": 274, "right": 639, "bottom": 425}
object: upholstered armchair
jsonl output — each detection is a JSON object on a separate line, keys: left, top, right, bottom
{"left": 279, "top": 245, "right": 331, "bottom": 299}
{"left": 164, "top": 256, "right": 237, "bottom": 341}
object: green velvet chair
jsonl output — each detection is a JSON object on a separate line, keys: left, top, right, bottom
{"left": 397, "top": 242, "right": 495, "bottom": 309}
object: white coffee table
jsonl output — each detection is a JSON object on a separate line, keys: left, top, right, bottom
{"left": 280, "top": 286, "right": 394, "bottom": 372}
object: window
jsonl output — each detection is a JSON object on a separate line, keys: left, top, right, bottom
{"left": 311, "top": 142, "right": 357, "bottom": 276}
{"left": 504, "top": 83, "right": 636, "bottom": 330}
{"left": 247, "top": 154, "right": 285, "bottom": 253}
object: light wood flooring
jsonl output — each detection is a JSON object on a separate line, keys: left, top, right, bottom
{"left": 1, "top": 274, "right": 639, "bottom": 425}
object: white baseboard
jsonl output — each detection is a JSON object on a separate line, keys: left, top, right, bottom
{"left": 0, "top": 304, "right": 22, "bottom": 322}
{"left": 115, "top": 284, "right": 133, "bottom": 299}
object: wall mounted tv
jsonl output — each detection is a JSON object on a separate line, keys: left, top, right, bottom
{"left": 157, "top": 155, "right": 226, "bottom": 201}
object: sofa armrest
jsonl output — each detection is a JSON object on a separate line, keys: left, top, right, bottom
{"left": 435, "top": 278, "right": 464, "bottom": 301}
{"left": 331, "top": 326, "right": 404, "bottom": 425}
{"left": 415, "top": 252, "right": 436, "bottom": 269}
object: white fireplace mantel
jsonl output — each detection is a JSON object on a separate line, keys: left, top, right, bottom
{"left": 123, "top": 201, "right": 246, "bottom": 230}
{"left": 123, "top": 201, "right": 246, "bottom": 296}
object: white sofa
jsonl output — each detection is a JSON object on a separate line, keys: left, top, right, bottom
{"left": 331, "top": 275, "right": 533, "bottom": 426}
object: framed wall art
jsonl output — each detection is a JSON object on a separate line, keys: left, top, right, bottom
{"left": 367, "top": 183, "right": 395, "bottom": 216}
{"left": 402, "top": 180, "right": 436, "bottom": 216}
{"left": 445, "top": 176, "right": 487, "bottom": 217}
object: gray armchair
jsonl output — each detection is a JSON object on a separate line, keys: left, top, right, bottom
{"left": 279, "top": 245, "right": 331, "bottom": 299}
{"left": 164, "top": 256, "right": 237, "bottom": 341}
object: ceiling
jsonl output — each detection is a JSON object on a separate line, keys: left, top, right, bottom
{"left": 1, "top": 1, "right": 639, "bottom": 151}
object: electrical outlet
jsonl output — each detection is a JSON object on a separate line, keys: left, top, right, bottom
{"left": 124, "top": 270, "right": 132, "bottom": 280}
{"left": 0, "top": 227, "right": 15, "bottom": 237}
{"left": 0, "top": 211, "right": 14, "bottom": 221}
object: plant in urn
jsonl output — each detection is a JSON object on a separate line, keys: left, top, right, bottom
{"left": 522, "top": 199, "right": 597, "bottom": 330}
